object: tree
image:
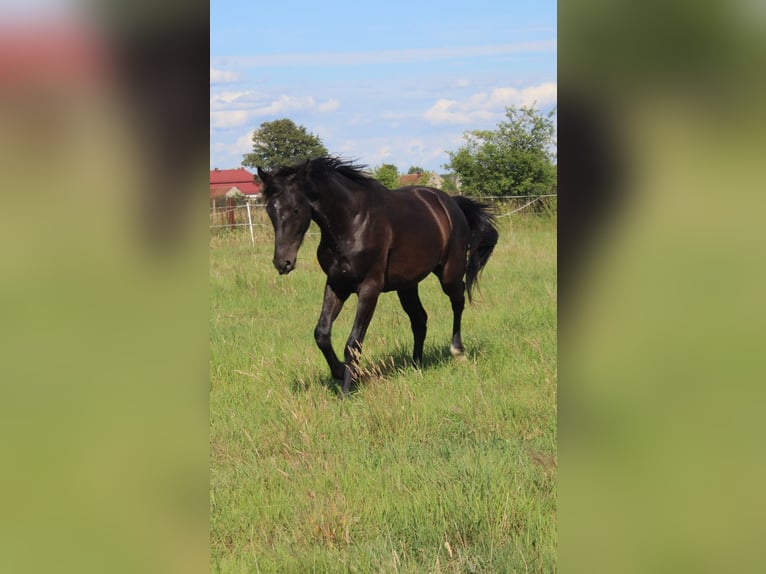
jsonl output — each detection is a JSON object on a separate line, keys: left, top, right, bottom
{"left": 371, "top": 163, "right": 400, "bottom": 189}
{"left": 445, "top": 105, "right": 556, "bottom": 197}
{"left": 440, "top": 173, "right": 459, "bottom": 194}
{"left": 242, "top": 118, "right": 328, "bottom": 172}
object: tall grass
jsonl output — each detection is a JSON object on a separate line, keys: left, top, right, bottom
{"left": 210, "top": 209, "right": 556, "bottom": 572}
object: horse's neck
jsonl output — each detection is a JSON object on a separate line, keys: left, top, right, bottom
{"left": 310, "top": 179, "right": 364, "bottom": 249}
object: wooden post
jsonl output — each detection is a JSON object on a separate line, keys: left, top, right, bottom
{"left": 246, "top": 200, "right": 255, "bottom": 245}
{"left": 226, "top": 197, "right": 235, "bottom": 228}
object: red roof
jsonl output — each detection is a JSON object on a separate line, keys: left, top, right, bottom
{"left": 210, "top": 167, "right": 262, "bottom": 198}
{"left": 399, "top": 174, "right": 421, "bottom": 186}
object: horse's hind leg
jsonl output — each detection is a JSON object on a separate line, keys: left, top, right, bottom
{"left": 438, "top": 255, "right": 467, "bottom": 357}
{"left": 397, "top": 286, "right": 428, "bottom": 366}
{"left": 441, "top": 279, "right": 466, "bottom": 356}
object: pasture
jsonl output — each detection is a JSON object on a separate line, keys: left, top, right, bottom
{"left": 210, "top": 207, "right": 556, "bottom": 572}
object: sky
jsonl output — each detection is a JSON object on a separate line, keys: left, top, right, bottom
{"left": 210, "top": 0, "right": 556, "bottom": 174}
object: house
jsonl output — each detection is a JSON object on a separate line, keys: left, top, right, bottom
{"left": 210, "top": 167, "right": 262, "bottom": 202}
{"left": 398, "top": 173, "right": 421, "bottom": 186}
{"left": 398, "top": 172, "right": 443, "bottom": 188}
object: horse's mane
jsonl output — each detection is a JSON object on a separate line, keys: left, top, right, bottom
{"left": 265, "top": 156, "right": 378, "bottom": 197}
{"left": 309, "top": 156, "right": 373, "bottom": 186}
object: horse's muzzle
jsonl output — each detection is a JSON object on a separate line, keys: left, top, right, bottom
{"left": 274, "top": 259, "right": 295, "bottom": 275}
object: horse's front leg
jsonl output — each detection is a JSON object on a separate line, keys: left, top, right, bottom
{"left": 342, "top": 284, "right": 381, "bottom": 394}
{"left": 314, "top": 282, "right": 348, "bottom": 380}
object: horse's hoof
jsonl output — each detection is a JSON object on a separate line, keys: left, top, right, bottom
{"left": 450, "top": 344, "right": 466, "bottom": 358}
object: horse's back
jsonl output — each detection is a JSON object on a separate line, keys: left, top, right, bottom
{"left": 383, "top": 186, "right": 456, "bottom": 236}
{"left": 376, "top": 186, "right": 470, "bottom": 290}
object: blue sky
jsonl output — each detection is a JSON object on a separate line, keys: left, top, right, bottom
{"left": 211, "top": 0, "right": 556, "bottom": 173}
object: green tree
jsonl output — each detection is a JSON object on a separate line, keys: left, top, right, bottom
{"left": 440, "top": 173, "right": 459, "bottom": 194}
{"left": 445, "top": 105, "right": 556, "bottom": 197}
{"left": 242, "top": 118, "right": 328, "bottom": 172}
{"left": 371, "top": 163, "right": 400, "bottom": 189}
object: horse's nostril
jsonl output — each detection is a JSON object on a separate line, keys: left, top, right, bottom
{"left": 276, "top": 259, "right": 293, "bottom": 274}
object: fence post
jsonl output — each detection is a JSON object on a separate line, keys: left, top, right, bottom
{"left": 226, "top": 198, "right": 235, "bottom": 228}
{"left": 246, "top": 200, "right": 255, "bottom": 245}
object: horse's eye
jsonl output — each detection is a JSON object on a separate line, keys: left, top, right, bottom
{"left": 293, "top": 208, "right": 300, "bottom": 214}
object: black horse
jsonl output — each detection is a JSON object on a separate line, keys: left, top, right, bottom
{"left": 257, "top": 157, "right": 498, "bottom": 394}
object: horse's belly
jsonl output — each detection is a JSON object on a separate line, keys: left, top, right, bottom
{"left": 383, "top": 250, "right": 440, "bottom": 291}
{"left": 382, "top": 274, "right": 430, "bottom": 292}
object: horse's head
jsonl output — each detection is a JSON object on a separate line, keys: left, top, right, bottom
{"left": 257, "top": 164, "right": 313, "bottom": 275}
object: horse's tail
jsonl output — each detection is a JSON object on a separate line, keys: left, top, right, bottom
{"left": 453, "top": 196, "right": 499, "bottom": 302}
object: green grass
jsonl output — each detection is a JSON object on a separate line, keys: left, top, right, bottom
{"left": 210, "top": 210, "right": 556, "bottom": 573}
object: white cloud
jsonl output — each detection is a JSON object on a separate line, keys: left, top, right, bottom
{"left": 318, "top": 98, "right": 340, "bottom": 112}
{"left": 486, "top": 83, "right": 557, "bottom": 108}
{"left": 379, "top": 146, "right": 392, "bottom": 158}
{"left": 249, "top": 95, "right": 338, "bottom": 115}
{"left": 210, "top": 129, "right": 257, "bottom": 169}
{"left": 254, "top": 95, "right": 316, "bottom": 115}
{"left": 210, "top": 92, "right": 341, "bottom": 130}
{"left": 210, "top": 110, "right": 251, "bottom": 129}
{"left": 210, "top": 67, "right": 240, "bottom": 84}
{"left": 424, "top": 99, "right": 495, "bottom": 125}
{"left": 232, "top": 130, "right": 256, "bottom": 157}
{"left": 424, "top": 82, "right": 557, "bottom": 125}
{"left": 210, "top": 90, "right": 253, "bottom": 109}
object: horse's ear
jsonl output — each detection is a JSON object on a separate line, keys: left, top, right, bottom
{"left": 256, "top": 166, "right": 271, "bottom": 185}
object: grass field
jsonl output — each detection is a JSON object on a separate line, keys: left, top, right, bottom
{"left": 210, "top": 208, "right": 556, "bottom": 573}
